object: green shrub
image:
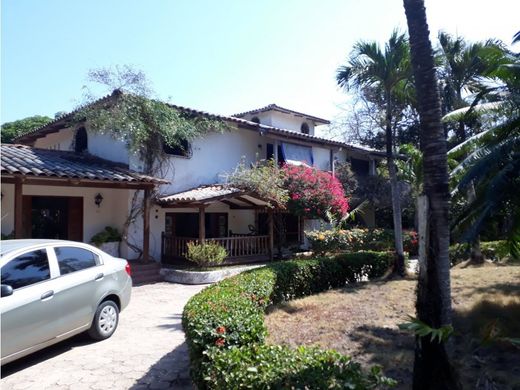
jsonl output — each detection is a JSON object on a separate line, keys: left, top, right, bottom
{"left": 183, "top": 252, "right": 395, "bottom": 389}
{"left": 449, "top": 240, "right": 512, "bottom": 264}
{"left": 203, "top": 344, "right": 394, "bottom": 389}
{"left": 90, "top": 226, "right": 121, "bottom": 246}
{"left": 186, "top": 241, "right": 228, "bottom": 267}
{"left": 306, "top": 228, "right": 418, "bottom": 256}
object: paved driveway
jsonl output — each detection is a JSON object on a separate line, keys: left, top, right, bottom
{"left": 1, "top": 282, "right": 207, "bottom": 390}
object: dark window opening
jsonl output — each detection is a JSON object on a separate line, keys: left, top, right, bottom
{"left": 1, "top": 250, "right": 50, "bottom": 289}
{"left": 163, "top": 139, "right": 191, "bottom": 158}
{"left": 251, "top": 117, "right": 260, "bottom": 124}
{"left": 55, "top": 247, "right": 99, "bottom": 275}
{"left": 165, "top": 213, "right": 228, "bottom": 238}
{"left": 75, "top": 127, "right": 88, "bottom": 153}
{"left": 351, "top": 158, "right": 370, "bottom": 176}
{"left": 301, "top": 123, "right": 310, "bottom": 134}
{"left": 266, "top": 143, "right": 274, "bottom": 160}
{"left": 277, "top": 145, "right": 286, "bottom": 165}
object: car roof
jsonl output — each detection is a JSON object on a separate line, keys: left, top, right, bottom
{"left": 0, "top": 239, "right": 82, "bottom": 257}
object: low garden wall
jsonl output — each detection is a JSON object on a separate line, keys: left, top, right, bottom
{"left": 182, "top": 251, "right": 397, "bottom": 389}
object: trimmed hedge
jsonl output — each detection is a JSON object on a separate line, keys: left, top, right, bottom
{"left": 183, "top": 252, "right": 396, "bottom": 389}
{"left": 306, "top": 228, "right": 418, "bottom": 256}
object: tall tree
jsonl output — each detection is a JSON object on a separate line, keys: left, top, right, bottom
{"left": 403, "top": 1, "right": 461, "bottom": 389}
{"left": 1, "top": 115, "right": 52, "bottom": 143}
{"left": 336, "top": 31, "right": 411, "bottom": 275}
{"left": 438, "top": 32, "right": 507, "bottom": 144}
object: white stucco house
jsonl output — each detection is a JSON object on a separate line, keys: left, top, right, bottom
{"left": 1, "top": 90, "right": 385, "bottom": 264}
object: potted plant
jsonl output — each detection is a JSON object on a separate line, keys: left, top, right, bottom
{"left": 91, "top": 226, "right": 122, "bottom": 257}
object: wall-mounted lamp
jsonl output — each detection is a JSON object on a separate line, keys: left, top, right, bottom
{"left": 94, "top": 193, "right": 104, "bottom": 208}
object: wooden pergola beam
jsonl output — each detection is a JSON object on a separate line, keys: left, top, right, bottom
{"left": 142, "top": 188, "right": 151, "bottom": 262}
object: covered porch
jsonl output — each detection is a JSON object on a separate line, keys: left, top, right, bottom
{"left": 0, "top": 144, "right": 166, "bottom": 261}
{"left": 157, "top": 185, "right": 276, "bottom": 266}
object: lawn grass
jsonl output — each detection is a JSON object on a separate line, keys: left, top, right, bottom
{"left": 265, "top": 265, "right": 520, "bottom": 389}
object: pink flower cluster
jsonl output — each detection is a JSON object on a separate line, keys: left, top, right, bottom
{"left": 282, "top": 164, "right": 349, "bottom": 220}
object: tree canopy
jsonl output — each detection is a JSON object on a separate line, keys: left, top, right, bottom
{"left": 1, "top": 115, "right": 52, "bottom": 143}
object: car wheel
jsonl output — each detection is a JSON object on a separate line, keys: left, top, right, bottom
{"left": 88, "top": 300, "right": 119, "bottom": 340}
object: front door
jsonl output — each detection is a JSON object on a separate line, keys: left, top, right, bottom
{"left": 23, "top": 196, "right": 83, "bottom": 241}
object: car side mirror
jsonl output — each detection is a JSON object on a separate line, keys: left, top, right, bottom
{"left": 1, "top": 284, "right": 13, "bottom": 297}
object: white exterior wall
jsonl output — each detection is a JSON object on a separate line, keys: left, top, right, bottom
{"left": 34, "top": 128, "right": 75, "bottom": 150}
{"left": 268, "top": 111, "right": 315, "bottom": 136}
{"left": 240, "top": 111, "right": 317, "bottom": 135}
{"left": 158, "top": 128, "right": 264, "bottom": 194}
{"left": 34, "top": 127, "right": 131, "bottom": 166}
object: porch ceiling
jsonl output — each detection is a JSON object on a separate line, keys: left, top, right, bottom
{"left": 157, "top": 185, "right": 271, "bottom": 208}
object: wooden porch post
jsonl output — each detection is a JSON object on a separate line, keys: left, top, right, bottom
{"left": 198, "top": 205, "right": 206, "bottom": 243}
{"left": 14, "top": 177, "right": 23, "bottom": 239}
{"left": 142, "top": 188, "right": 151, "bottom": 262}
{"left": 268, "top": 209, "right": 274, "bottom": 261}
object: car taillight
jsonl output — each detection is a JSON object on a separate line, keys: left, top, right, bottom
{"left": 125, "top": 262, "right": 131, "bottom": 276}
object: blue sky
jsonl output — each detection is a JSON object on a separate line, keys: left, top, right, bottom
{"left": 1, "top": 0, "right": 518, "bottom": 132}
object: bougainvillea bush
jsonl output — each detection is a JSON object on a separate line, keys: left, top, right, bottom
{"left": 306, "top": 228, "right": 418, "bottom": 256}
{"left": 282, "top": 164, "right": 349, "bottom": 220}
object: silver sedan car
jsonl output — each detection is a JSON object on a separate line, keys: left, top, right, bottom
{"left": 1, "top": 239, "right": 132, "bottom": 365}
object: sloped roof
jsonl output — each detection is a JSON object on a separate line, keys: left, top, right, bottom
{"left": 13, "top": 90, "right": 385, "bottom": 158}
{"left": 233, "top": 103, "right": 330, "bottom": 125}
{"left": 157, "top": 184, "right": 270, "bottom": 207}
{"left": 1, "top": 144, "right": 167, "bottom": 185}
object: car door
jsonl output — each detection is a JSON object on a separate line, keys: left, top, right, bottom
{"left": 48, "top": 246, "right": 105, "bottom": 335}
{"left": 0, "top": 248, "right": 61, "bottom": 359}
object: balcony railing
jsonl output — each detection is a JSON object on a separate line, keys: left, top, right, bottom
{"left": 161, "top": 233, "right": 270, "bottom": 264}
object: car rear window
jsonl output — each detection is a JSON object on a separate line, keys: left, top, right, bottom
{"left": 55, "top": 247, "right": 100, "bottom": 275}
{"left": 1, "top": 250, "right": 50, "bottom": 289}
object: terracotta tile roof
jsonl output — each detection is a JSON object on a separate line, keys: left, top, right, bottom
{"left": 157, "top": 185, "right": 243, "bottom": 203}
{"left": 1, "top": 144, "right": 167, "bottom": 185}
{"left": 13, "top": 90, "right": 385, "bottom": 159}
{"left": 233, "top": 103, "right": 330, "bottom": 125}
{"left": 157, "top": 185, "right": 273, "bottom": 208}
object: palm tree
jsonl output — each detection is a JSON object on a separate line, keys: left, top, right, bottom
{"left": 336, "top": 31, "right": 411, "bottom": 276}
{"left": 403, "top": 0, "right": 461, "bottom": 389}
{"left": 448, "top": 45, "right": 520, "bottom": 259}
{"left": 438, "top": 32, "right": 508, "bottom": 143}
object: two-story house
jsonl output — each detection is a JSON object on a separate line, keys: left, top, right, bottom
{"left": 1, "top": 90, "right": 385, "bottom": 263}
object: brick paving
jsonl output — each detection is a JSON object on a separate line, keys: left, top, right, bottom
{"left": 1, "top": 283, "right": 207, "bottom": 390}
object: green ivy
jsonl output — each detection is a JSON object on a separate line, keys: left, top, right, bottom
{"left": 76, "top": 91, "right": 226, "bottom": 171}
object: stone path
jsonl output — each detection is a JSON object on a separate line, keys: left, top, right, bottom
{"left": 1, "top": 283, "right": 207, "bottom": 390}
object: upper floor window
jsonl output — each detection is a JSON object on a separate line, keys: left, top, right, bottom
{"left": 163, "top": 139, "right": 192, "bottom": 158}
{"left": 251, "top": 117, "right": 260, "bottom": 124}
{"left": 75, "top": 127, "right": 88, "bottom": 153}
{"left": 301, "top": 123, "right": 310, "bottom": 134}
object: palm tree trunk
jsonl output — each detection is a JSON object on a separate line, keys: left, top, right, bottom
{"left": 468, "top": 182, "right": 484, "bottom": 264}
{"left": 386, "top": 98, "right": 406, "bottom": 276}
{"left": 403, "top": 0, "right": 461, "bottom": 389}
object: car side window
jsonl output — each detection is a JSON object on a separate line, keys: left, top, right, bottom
{"left": 55, "top": 247, "right": 100, "bottom": 276}
{"left": 1, "top": 250, "right": 50, "bottom": 290}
